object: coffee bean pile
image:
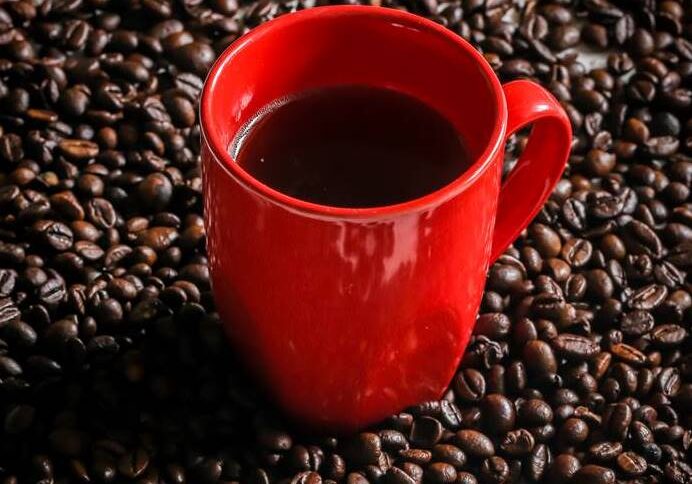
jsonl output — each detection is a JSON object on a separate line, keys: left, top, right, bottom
{"left": 0, "top": 0, "right": 689, "bottom": 483}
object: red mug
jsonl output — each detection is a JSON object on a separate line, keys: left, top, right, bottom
{"left": 200, "top": 6, "right": 572, "bottom": 432}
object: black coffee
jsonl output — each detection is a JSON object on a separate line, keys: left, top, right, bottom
{"left": 232, "top": 85, "right": 471, "bottom": 208}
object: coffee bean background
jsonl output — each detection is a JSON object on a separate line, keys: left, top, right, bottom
{"left": 0, "top": 0, "right": 690, "bottom": 483}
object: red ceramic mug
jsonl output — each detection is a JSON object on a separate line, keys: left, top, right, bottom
{"left": 200, "top": 6, "right": 572, "bottom": 432}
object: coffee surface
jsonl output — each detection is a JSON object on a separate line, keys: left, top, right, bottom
{"left": 233, "top": 85, "right": 470, "bottom": 207}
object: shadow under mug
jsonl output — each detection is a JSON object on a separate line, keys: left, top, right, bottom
{"left": 200, "top": 5, "right": 572, "bottom": 432}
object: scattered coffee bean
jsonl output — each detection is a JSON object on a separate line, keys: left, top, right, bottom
{"left": 455, "top": 430, "right": 494, "bottom": 458}
{"left": 0, "top": 2, "right": 688, "bottom": 484}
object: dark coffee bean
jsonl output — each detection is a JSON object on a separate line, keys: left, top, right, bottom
{"left": 4, "top": 404, "right": 35, "bottom": 434}
{"left": 288, "top": 445, "right": 317, "bottom": 471}
{"left": 384, "top": 467, "right": 414, "bottom": 484}
{"left": 398, "top": 448, "right": 431, "bottom": 465}
{"left": 500, "top": 59, "right": 535, "bottom": 78}
{"left": 137, "top": 227, "right": 179, "bottom": 251}
{"left": 0, "top": 1, "right": 687, "bottom": 483}
{"left": 573, "top": 465, "right": 615, "bottom": 484}
{"left": 560, "top": 238, "right": 592, "bottom": 267}
{"left": 171, "top": 41, "right": 215, "bottom": 75}
{"left": 551, "top": 333, "right": 600, "bottom": 360}
{"left": 410, "top": 417, "right": 443, "bottom": 448}
{"left": 529, "top": 224, "right": 561, "bottom": 257}
{"left": 479, "top": 456, "right": 508, "bottom": 484}
{"left": 588, "top": 441, "right": 622, "bottom": 462}
{"left": 650, "top": 324, "right": 687, "bottom": 347}
{"left": 379, "top": 430, "right": 408, "bottom": 452}
{"left": 628, "top": 284, "right": 668, "bottom": 310}
{"left": 256, "top": 428, "right": 292, "bottom": 452}
{"left": 455, "top": 430, "right": 494, "bottom": 458}
{"left": 585, "top": 269, "right": 613, "bottom": 301}
{"left": 624, "top": 220, "right": 663, "bottom": 258}
{"left": 430, "top": 445, "right": 465, "bottom": 469}
{"left": 562, "top": 198, "right": 587, "bottom": 231}
{"left": 631, "top": 421, "right": 654, "bottom": 446}
{"left": 518, "top": 399, "right": 553, "bottom": 427}
{"left": 399, "top": 462, "right": 423, "bottom": 483}
{"left": 583, "top": 23, "right": 608, "bottom": 48}
{"left": 346, "top": 433, "right": 382, "bottom": 466}
{"left": 644, "top": 136, "right": 679, "bottom": 157}
{"left": 523, "top": 340, "right": 557, "bottom": 376}
{"left": 0, "top": 298, "right": 21, "bottom": 327}
{"left": 488, "top": 263, "right": 524, "bottom": 292}
{"left": 664, "top": 460, "right": 692, "bottom": 484}
{"left": 605, "top": 402, "right": 632, "bottom": 441}
{"left": 499, "top": 429, "right": 534, "bottom": 457}
{"left": 616, "top": 451, "right": 647, "bottom": 476}
{"left": 59, "top": 139, "right": 99, "bottom": 160}
{"left": 657, "top": 367, "right": 681, "bottom": 397}
{"left": 138, "top": 173, "right": 174, "bottom": 212}
{"left": 456, "top": 472, "right": 477, "bottom": 484}
{"left": 620, "top": 310, "right": 654, "bottom": 336}
{"left": 481, "top": 394, "right": 515, "bottom": 435}
{"left": 548, "top": 25, "right": 580, "bottom": 50}
{"left": 85, "top": 198, "right": 117, "bottom": 229}
{"left": 558, "top": 417, "right": 589, "bottom": 444}
{"left": 545, "top": 454, "right": 581, "bottom": 484}
{"left": 424, "top": 463, "right": 456, "bottom": 484}
{"left": 438, "top": 401, "right": 462, "bottom": 429}
{"left": 588, "top": 192, "right": 624, "bottom": 219}
{"left": 33, "top": 220, "right": 74, "bottom": 251}
{"left": 453, "top": 368, "right": 485, "bottom": 402}
{"left": 474, "top": 313, "right": 510, "bottom": 340}
{"left": 525, "top": 443, "right": 551, "bottom": 481}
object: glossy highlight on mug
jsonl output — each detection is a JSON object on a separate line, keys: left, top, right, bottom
{"left": 201, "top": 5, "right": 571, "bottom": 431}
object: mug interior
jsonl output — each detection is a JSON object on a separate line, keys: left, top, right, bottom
{"left": 202, "top": 6, "right": 504, "bottom": 212}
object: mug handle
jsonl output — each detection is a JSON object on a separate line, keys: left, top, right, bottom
{"left": 490, "top": 80, "right": 573, "bottom": 261}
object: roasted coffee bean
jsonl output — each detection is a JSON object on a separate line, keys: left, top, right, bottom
{"left": 558, "top": 417, "right": 589, "bottom": 444}
{"left": 551, "top": 334, "right": 600, "bottom": 360}
{"left": 0, "top": 2, "right": 689, "bottom": 483}
{"left": 398, "top": 448, "right": 431, "bottom": 465}
{"left": 616, "top": 452, "right": 647, "bottom": 476}
{"left": 588, "top": 441, "right": 623, "bottom": 462}
{"left": 529, "top": 224, "right": 561, "bottom": 258}
{"left": 455, "top": 430, "right": 494, "bottom": 458}
{"left": 430, "top": 445, "right": 465, "bottom": 468}
{"left": 410, "top": 417, "right": 443, "bottom": 448}
{"left": 345, "top": 433, "right": 382, "bottom": 466}
{"left": 523, "top": 340, "right": 557, "bottom": 376}
{"left": 518, "top": 399, "right": 553, "bottom": 427}
{"left": 546, "top": 453, "right": 579, "bottom": 483}
{"left": 560, "top": 238, "right": 592, "bottom": 268}
{"left": 650, "top": 324, "right": 687, "bottom": 347}
{"left": 383, "top": 466, "right": 414, "bottom": 484}
{"left": 473, "top": 313, "right": 510, "bottom": 340}
{"left": 499, "top": 429, "right": 534, "bottom": 456}
{"left": 605, "top": 402, "right": 632, "bottom": 441}
{"left": 620, "top": 310, "right": 655, "bottom": 336}
{"left": 628, "top": 284, "right": 668, "bottom": 310}
{"left": 453, "top": 368, "right": 485, "bottom": 402}
{"left": 481, "top": 394, "right": 515, "bottom": 435}
{"left": 657, "top": 367, "right": 681, "bottom": 397}
{"left": 479, "top": 456, "right": 508, "bottom": 484}
{"left": 610, "top": 342, "right": 645, "bottom": 367}
{"left": 424, "top": 463, "right": 456, "bottom": 484}
{"left": 524, "top": 443, "right": 550, "bottom": 481}
{"left": 455, "top": 472, "right": 476, "bottom": 484}
{"left": 573, "top": 465, "right": 615, "bottom": 484}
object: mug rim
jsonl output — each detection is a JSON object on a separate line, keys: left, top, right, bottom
{"left": 200, "top": 5, "right": 508, "bottom": 218}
